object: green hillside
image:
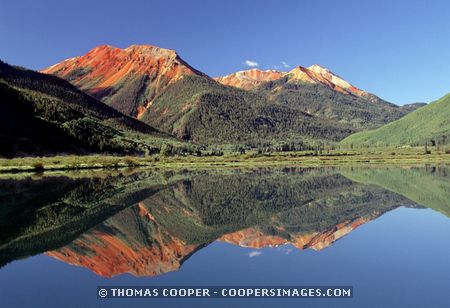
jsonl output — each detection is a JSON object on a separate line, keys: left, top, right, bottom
{"left": 141, "top": 75, "right": 355, "bottom": 147}
{"left": 0, "top": 60, "right": 179, "bottom": 157}
{"left": 341, "top": 94, "right": 450, "bottom": 147}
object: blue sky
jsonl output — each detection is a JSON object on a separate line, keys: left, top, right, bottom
{"left": 1, "top": 0, "right": 449, "bottom": 104}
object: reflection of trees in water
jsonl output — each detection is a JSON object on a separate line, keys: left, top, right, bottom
{"left": 1, "top": 166, "right": 447, "bottom": 274}
{"left": 0, "top": 170, "right": 180, "bottom": 267}
{"left": 342, "top": 166, "right": 450, "bottom": 217}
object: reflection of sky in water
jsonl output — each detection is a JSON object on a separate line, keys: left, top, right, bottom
{"left": 2, "top": 207, "right": 450, "bottom": 308}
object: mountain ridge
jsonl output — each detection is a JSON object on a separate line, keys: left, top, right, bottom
{"left": 42, "top": 44, "right": 206, "bottom": 117}
{"left": 216, "top": 64, "right": 373, "bottom": 100}
{"left": 39, "top": 43, "right": 426, "bottom": 146}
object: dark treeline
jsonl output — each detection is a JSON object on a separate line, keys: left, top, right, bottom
{"left": 0, "top": 60, "right": 182, "bottom": 157}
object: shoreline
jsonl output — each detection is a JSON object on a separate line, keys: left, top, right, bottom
{"left": 1, "top": 151, "right": 450, "bottom": 174}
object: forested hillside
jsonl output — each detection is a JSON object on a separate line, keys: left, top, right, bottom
{"left": 141, "top": 75, "right": 355, "bottom": 147}
{"left": 255, "top": 76, "right": 419, "bottom": 129}
{"left": 0, "top": 60, "right": 179, "bottom": 157}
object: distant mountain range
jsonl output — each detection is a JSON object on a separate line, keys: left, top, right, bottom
{"left": 40, "top": 44, "right": 424, "bottom": 147}
{"left": 2, "top": 43, "right": 445, "bottom": 156}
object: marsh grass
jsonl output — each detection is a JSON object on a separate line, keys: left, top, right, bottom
{"left": 1, "top": 146, "right": 450, "bottom": 173}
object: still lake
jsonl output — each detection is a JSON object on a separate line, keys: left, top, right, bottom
{"left": 1, "top": 166, "right": 449, "bottom": 307}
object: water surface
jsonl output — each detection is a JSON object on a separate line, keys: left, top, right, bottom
{"left": 1, "top": 166, "right": 449, "bottom": 307}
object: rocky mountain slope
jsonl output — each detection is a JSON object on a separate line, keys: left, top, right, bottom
{"left": 215, "top": 69, "right": 283, "bottom": 90}
{"left": 42, "top": 45, "right": 205, "bottom": 117}
{"left": 217, "top": 65, "right": 424, "bottom": 129}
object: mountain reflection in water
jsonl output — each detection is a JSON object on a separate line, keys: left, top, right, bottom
{"left": 1, "top": 166, "right": 448, "bottom": 278}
